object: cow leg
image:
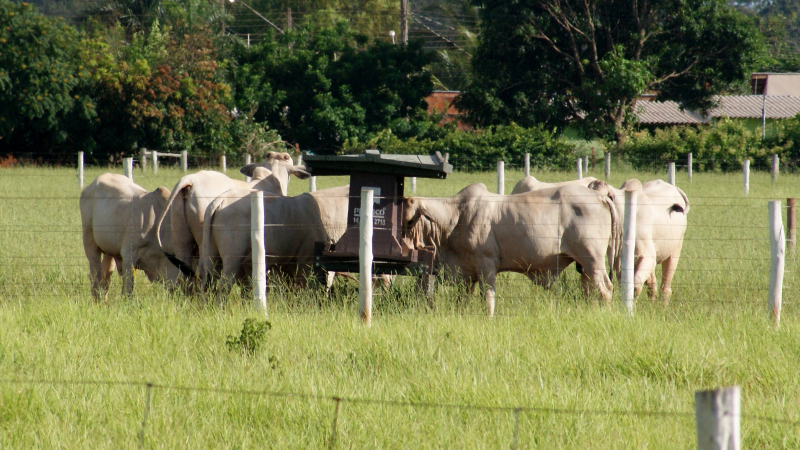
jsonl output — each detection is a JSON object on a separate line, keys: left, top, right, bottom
{"left": 325, "top": 271, "right": 337, "bottom": 296}
{"left": 660, "top": 256, "right": 680, "bottom": 305}
{"left": 83, "top": 231, "right": 111, "bottom": 301}
{"left": 633, "top": 254, "right": 657, "bottom": 300}
{"left": 645, "top": 268, "right": 658, "bottom": 301}
{"left": 477, "top": 265, "right": 498, "bottom": 317}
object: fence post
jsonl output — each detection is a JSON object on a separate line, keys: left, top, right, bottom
{"left": 140, "top": 148, "right": 147, "bottom": 173}
{"left": 695, "top": 386, "right": 741, "bottom": 450}
{"left": 245, "top": 154, "right": 252, "bottom": 182}
{"left": 768, "top": 200, "right": 785, "bottom": 329}
{"left": 78, "top": 151, "right": 84, "bottom": 189}
{"left": 181, "top": 151, "right": 188, "bottom": 173}
{"left": 251, "top": 190, "right": 267, "bottom": 316}
{"left": 524, "top": 153, "right": 530, "bottom": 177}
{"left": 152, "top": 151, "right": 158, "bottom": 174}
{"left": 668, "top": 162, "right": 675, "bottom": 186}
{"left": 497, "top": 160, "right": 505, "bottom": 195}
{"left": 591, "top": 148, "right": 596, "bottom": 171}
{"left": 220, "top": 155, "right": 226, "bottom": 173}
{"left": 621, "top": 189, "right": 637, "bottom": 315}
{"left": 788, "top": 198, "right": 796, "bottom": 254}
{"left": 771, "top": 153, "right": 779, "bottom": 184}
{"left": 309, "top": 176, "right": 317, "bottom": 192}
{"left": 743, "top": 159, "right": 750, "bottom": 195}
{"left": 583, "top": 155, "right": 589, "bottom": 173}
{"left": 576, "top": 157, "right": 583, "bottom": 180}
{"left": 604, "top": 152, "right": 611, "bottom": 179}
{"left": 410, "top": 177, "right": 416, "bottom": 193}
{"left": 688, "top": 153, "right": 693, "bottom": 183}
{"left": 359, "top": 188, "right": 375, "bottom": 326}
{"left": 123, "top": 157, "right": 134, "bottom": 181}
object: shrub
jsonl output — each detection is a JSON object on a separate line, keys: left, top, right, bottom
{"left": 226, "top": 318, "right": 271, "bottom": 355}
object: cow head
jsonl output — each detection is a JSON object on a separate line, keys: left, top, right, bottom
{"left": 402, "top": 197, "right": 425, "bottom": 251}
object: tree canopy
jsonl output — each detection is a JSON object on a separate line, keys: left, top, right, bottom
{"left": 456, "top": 0, "right": 764, "bottom": 143}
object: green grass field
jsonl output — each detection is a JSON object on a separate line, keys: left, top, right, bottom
{"left": 1, "top": 162, "right": 799, "bottom": 448}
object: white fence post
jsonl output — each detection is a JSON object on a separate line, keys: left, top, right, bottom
{"left": 220, "top": 155, "right": 226, "bottom": 173}
{"left": 78, "top": 151, "right": 84, "bottom": 189}
{"left": 410, "top": 177, "right": 417, "bottom": 193}
{"left": 788, "top": 198, "right": 796, "bottom": 254}
{"left": 359, "top": 188, "right": 374, "bottom": 326}
{"left": 251, "top": 190, "right": 267, "bottom": 316}
{"left": 743, "top": 159, "right": 750, "bottom": 195}
{"left": 181, "top": 151, "right": 188, "bottom": 173}
{"left": 296, "top": 153, "right": 303, "bottom": 166}
{"left": 695, "top": 386, "right": 741, "bottom": 450}
{"left": 768, "top": 200, "right": 785, "bottom": 328}
{"left": 152, "top": 151, "right": 158, "bottom": 174}
{"left": 771, "top": 153, "right": 779, "bottom": 184}
{"left": 576, "top": 157, "right": 583, "bottom": 180}
{"left": 621, "top": 189, "right": 638, "bottom": 315}
{"left": 668, "top": 162, "right": 675, "bottom": 186}
{"left": 140, "top": 148, "right": 147, "bottom": 173}
{"left": 688, "top": 153, "right": 693, "bottom": 183}
{"left": 123, "top": 157, "right": 133, "bottom": 181}
{"left": 524, "top": 153, "right": 530, "bottom": 177}
{"left": 245, "top": 154, "right": 252, "bottom": 182}
{"left": 497, "top": 160, "right": 505, "bottom": 195}
{"left": 604, "top": 152, "right": 611, "bottom": 179}
{"left": 309, "top": 176, "right": 317, "bottom": 192}
{"left": 583, "top": 155, "right": 589, "bottom": 173}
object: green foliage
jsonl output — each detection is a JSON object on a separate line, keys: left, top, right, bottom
{"left": 345, "top": 124, "right": 576, "bottom": 171}
{"left": 458, "top": 0, "right": 764, "bottom": 143}
{"left": 227, "top": 21, "right": 435, "bottom": 152}
{"left": 621, "top": 118, "right": 788, "bottom": 171}
{"left": 0, "top": 0, "right": 94, "bottom": 154}
{"left": 226, "top": 318, "right": 272, "bottom": 355}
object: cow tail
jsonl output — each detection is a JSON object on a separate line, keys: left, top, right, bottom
{"left": 602, "top": 194, "right": 621, "bottom": 279}
{"left": 677, "top": 186, "right": 690, "bottom": 214}
{"left": 156, "top": 177, "right": 195, "bottom": 277}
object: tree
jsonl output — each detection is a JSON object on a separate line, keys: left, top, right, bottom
{"left": 456, "top": 0, "right": 764, "bottom": 144}
{"left": 0, "top": 0, "right": 96, "bottom": 156}
{"left": 228, "top": 21, "right": 435, "bottom": 152}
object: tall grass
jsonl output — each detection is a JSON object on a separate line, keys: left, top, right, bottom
{"left": 0, "top": 162, "right": 798, "bottom": 448}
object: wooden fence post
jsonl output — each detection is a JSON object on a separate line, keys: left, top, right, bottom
{"left": 524, "top": 153, "right": 530, "bottom": 177}
{"left": 768, "top": 200, "right": 785, "bottom": 328}
{"left": 788, "top": 198, "right": 796, "bottom": 254}
{"left": 668, "top": 162, "right": 676, "bottom": 186}
{"left": 591, "top": 148, "right": 596, "bottom": 171}
{"left": 688, "top": 153, "right": 693, "bottom": 183}
{"left": 245, "top": 154, "right": 252, "bottom": 182}
{"left": 604, "top": 152, "right": 611, "bottom": 179}
{"left": 497, "top": 160, "right": 505, "bottom": 195}
{"left": 78, "top": 151, "right": 84, "bottom": 189}
{"left": 123, "top": 157, "right": 133, "bottom": 181}
{"left": 583, "top": 155, "right": 589, "bottom": 173}
{"left": 577, "top": 157, "right": 583, "bottom": 180}
{"left": 621, "top": 189, "right": 638, "bottom": 315}
{"left": 220, "top": 155, "right": 226, "bottom": 173}
{"left": 251, "top": 190, "right": 267, "bottom": 316}
{"left": 152, "top": 151, "right": 158, "bottom": 174}
{"left": 181, "top": 151, "right": 188, "bottom": 173}
{"left": 695, "top": 386, "right": 741, "bottom": 450}
{"left": 743, "top": 159, "right": 750, "bottom": 195}
{"left": 771, "top": 154, "right": 779, "bottom": 184}
{"left": 140, "top": 148, "right": 147, "bottom": 173}
{"left": 359, "top": 188, "right": 374, "bottom": 326}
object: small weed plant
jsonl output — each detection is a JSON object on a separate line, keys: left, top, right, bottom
{"left": 226, "top": 318, "right": 272, "bottom": 355}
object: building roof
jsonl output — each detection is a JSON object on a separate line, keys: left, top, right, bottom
{"left": 636, "top": 95, "right": 800, "bottom": 125}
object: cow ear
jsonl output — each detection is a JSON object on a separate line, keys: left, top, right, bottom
{"left": 240, "top": 163, "right": 259, "bottom": 177}
{"left": 290, "top": 166, "right": 312, "bottom": 180}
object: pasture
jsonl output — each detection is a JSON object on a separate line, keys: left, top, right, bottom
{"left": 0, "top": 162, "right": 799, "bottom": 448}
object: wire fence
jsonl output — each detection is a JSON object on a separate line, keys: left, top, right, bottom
{"left": 0, "top": 377, "right": 796, "bottom": 449}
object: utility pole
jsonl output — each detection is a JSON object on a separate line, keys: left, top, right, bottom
{"left": 400, "top": 0, "right": 408, "bottom": 44}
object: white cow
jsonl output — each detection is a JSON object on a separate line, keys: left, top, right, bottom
{"left": 200, "top": 185, "right": 350, "bottom": 301}
{"left": 403, "top": 183, "right": 618, "bottom": 316}
{"left": 155, "top": 152, "right": 310, "bottom": 283}
{"left": 510, "top": 175, "right": 598, "bottom": 194}
{"left": 80, "top": 173, "right": 180, "bottom": 301}
{"left": 642, "top": 180, "right": 690, "bottom": 303}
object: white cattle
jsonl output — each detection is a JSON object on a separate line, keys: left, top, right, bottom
{"left": 402, "top": 183, "right": 618, "bottom": 316}
{"left": 80, "top": 173, "right": 180, "bottom": 301}
{"left": 155, "top": 152, "right": 310, "bottom": 282}
{"left": 642, "top": 179, "right": 690, "bottom": 303}
{"left": 200, "top": 185, "right": 350, "bottom": 301}
{"left": 510, "top": 175, "right": 598, "bottom": 194}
